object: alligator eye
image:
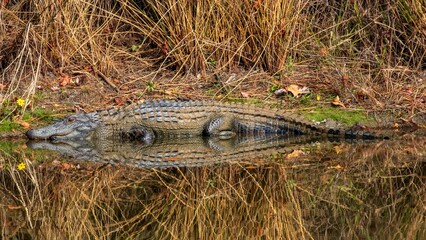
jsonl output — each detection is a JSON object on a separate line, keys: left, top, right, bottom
{"left": 67, "top": 117, "right": 76, "bottom": 123}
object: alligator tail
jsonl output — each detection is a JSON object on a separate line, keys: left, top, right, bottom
{"left": 274, "top": 112, "right": 389, "bottom": 139}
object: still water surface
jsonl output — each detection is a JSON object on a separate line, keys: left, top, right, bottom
{"left": 1, "top": 134, "right": 425, "bottom": 239}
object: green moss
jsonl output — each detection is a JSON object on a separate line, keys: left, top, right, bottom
{"left": 0, "top": 120, "right": 20, "bottom": 132}
{"left": 227, "top": 97, "right": 263, "bottom": 105}
{"left": 22, "top": 108, "right": 57, "bottom": 123}
{"left": 303, "top": 106, "right": 370, "bottom": 126}
{"left": 0, "top": 108, "right": 57, "bottom": 133}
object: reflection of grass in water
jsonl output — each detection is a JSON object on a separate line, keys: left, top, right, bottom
{"left": 0, "top": 138, "right": 425, "bottom": 239}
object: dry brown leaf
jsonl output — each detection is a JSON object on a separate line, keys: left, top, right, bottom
{"left": 253, "top": 0, "right": 263, "bottom": 10}
{"left": 7, "top": 204, "right": 22, "bottom": 210}
{"left": 184, "top": 85, "right": 194, "bottom": 90}
{"left": 17, "top": 120, "right": 31, "bottom": 129}
{"left": 161, "top": 40, "right": 169, "bottom": 56}
{"left": 119, "top": 85, "right": 129, "bottom": 91}
{"left": 59, "top": 73, "right": 72, "bottom": 86}
{"left": 286, "top": 149, "right": 304, "bottom": 159}
{"left": 241, "top": 91, "right": 250, "bottom": 98}
{"left": 84, "top": 65, "right": 93, "bottom": 72}
{"left": 331, "top": 96, "right": 345, "bottom": 108}
{"left": 61, "top": 163, "right": 73, "bottom": 171}
{"left": 334, "top": 145, "right": 343, "bottom": 154}
{"left": 328, "top": 164, "right": 345, "bottom": 171}
{"left": 113, "top": 97, "right": 125, "bottom": 106}
{"left": 319, "top": 47, "right": 329, "bottom": 57}
{"left": 0, "top": 83, "right": 6, "bottom": 90}
{"left": 164, "top": 90, "right": 174, "bottom": 95}
{"left": 285, "top": 84, "right": 310, "bottom": 98}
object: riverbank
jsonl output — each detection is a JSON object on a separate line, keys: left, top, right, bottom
{"left": 1, "top": 0, "right": 425, "bottom": 135}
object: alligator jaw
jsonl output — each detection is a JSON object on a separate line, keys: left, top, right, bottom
{"left": 26, "top": 112, "right": 100, "bottom": 141}
{"left": 26, "top": 124, "right": 74, "bottom": 140}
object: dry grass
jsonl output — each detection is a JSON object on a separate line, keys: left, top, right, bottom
{"left": 0, "top": 136, "right": 425, "bottom": 239}
{"left": 0, "top": 0, "right": 424, "bottom": 114}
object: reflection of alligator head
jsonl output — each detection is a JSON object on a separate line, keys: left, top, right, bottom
{"left": 26, "top": 100, "right": 386, "bottom": 143}
{"left": 27, "top": 135, "right": 330, "bottom": 168}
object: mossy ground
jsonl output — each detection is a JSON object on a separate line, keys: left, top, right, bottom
{"left": 304, "top": 106, "right": 369, "bottom": 126}
{"left": 0, "top": 107, "right": 57, "bottom": 134}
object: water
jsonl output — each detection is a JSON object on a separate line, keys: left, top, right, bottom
{"left": 0, "top": 134, "right": 425, "bottom": 239}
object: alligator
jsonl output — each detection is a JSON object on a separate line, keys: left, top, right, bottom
{"left": 26, "top": 100, "right": 386, "bottom": 142}
{"left": 27, "top": 134, "right": 342, "bottom": 168}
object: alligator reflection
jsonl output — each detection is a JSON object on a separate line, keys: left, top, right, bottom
{"left": 2, "top": 135, "right": 425, "bottom": 239}
{"left": 27, "top": 135, "right": 335, "bottom": 168}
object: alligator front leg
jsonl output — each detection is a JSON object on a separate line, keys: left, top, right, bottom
{"left": 95, "top": 125, "right": 155, "bottom": 145}
{"left": 204, "top": 115, "right": 237, "bottom": 139}
{"left": 123, "top": 125, "right": 155, "bottom": 144}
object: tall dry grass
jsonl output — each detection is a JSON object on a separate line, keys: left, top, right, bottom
{"left": 1, "top": 0, "right": 425, "bottom": 108}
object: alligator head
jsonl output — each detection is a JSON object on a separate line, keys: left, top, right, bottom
{"left": 26, "top": 112, "right": 101, "bottom": 141}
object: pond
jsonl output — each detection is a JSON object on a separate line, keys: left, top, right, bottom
{"left": 1, "top": 134, "right": 425, "bottom": 239}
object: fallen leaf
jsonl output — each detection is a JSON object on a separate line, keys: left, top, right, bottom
{"left": 253, "top": 0, "right": 263, "bottom": 10}
{"left": 196, "top": 73, "right": 202, "bottom": 80}
{"left": 241, "top": 91, "right": 250, "bottom": 98}
{"left": 61, "top": 163, "right": 73, "bottom": 171}
{"left": 334, "top": 145, "right": 343, "bottom": 154}
{"left": 51, "top": 160, "right": 62, "bottom": 166}
{"left": 319, "top": 47, "right": 329, "bottom": 57}
{"left": 184, "top": 85, "right": 194, "bottom": 90}
{"left": 286, "top": 149, "right": 304, "bottom": 159}
{"left": 7, "top": 204, "right": 22, "bottom": 210}
{"left": 119, "top": 85, "right": 129, "bottom": 91}
{"left": 285, "top": 84, "right": 310, "bottom": 98}
{"left": 84, "top": 65, "right": 93, "bottom": 72}
{"left": 331, "top": 95, "right": 345, "bottom": 108}
{"left": 0, "top": 83, "right": 6, "bottom": 90}
{"left": 113, "top": 97, "right": 125, "bottom": 106}
{"left": 58, "top": 73, "right": 72, "bottom": 86}
{"left": 328, "top": 164, "right": 345, "bottom": 171}
{"left": 161, "top": 40, "right": 169, "bottom": 56}
{"left": 164, "top": 90, "right": 174, "bottom": 95}
{"left": 17, "top": 120, "right": 31, "bottom": 129}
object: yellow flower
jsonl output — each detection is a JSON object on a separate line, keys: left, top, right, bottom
{"left": 17, "top": 162, "right": 26, "bottom": 170}
{"left": 16, "top": 98, "right": 26, "bottom": 107}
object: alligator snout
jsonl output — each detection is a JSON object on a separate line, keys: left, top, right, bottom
{"left": 26, "top": 129, "right": 48, "bottom": 140}
{"left": 26, "top": 129, "right": 37, "bottom": 139}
